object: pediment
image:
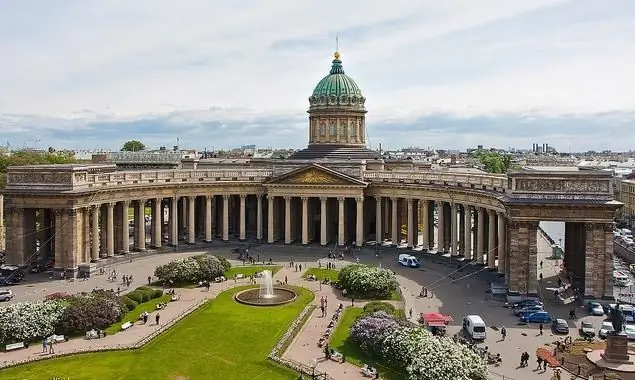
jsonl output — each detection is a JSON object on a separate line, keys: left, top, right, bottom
{"left": 266, "top": 164, "right": 367, "bottom": 186}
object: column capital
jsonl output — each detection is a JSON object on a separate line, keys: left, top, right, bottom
{"left": 319, "top": 196, "right": 328, "bottom": 202}
{"left": 337, "top": 196, "right": 345, "bottom": 202}
{"left": 91, "top": 204, "right": 100, "bottom": 211}
{"left": 222, "top": 194, "right": 230, "bottom": 200}
{"left": 267, "top": 194, "right": 275, "bottom": 201}
{"left": 356, "top": 196, "right": 364, "bottom": 203}
{"left": 239, "top": 194, "right": 247, "bottom": 200}
{"left": 256, "top": 194, "right": 263, "bottom": 200}
{"left": 284, "top": 195, "right": 292, "bottom": 201}
{"left": 301, "top": 196, "right": 309, "bottom": 201}
{"left": 487, "top": 208, "right": 495, "bottom": 216}
{"left": 154, "top": 197, "right": 162, "bottom": 203}
{"left": 122, "top": 200, "right": 130, "bottom": 206}
{"left": 205, "top": 195, "right": 212, "bottom": 200}
{"left": 107, "top": 202, "right": 115, "bottom": 208}
{"left": 497, "top": 211, "right": 505, "bottom": 218}
{"left": 477, "top": 207, "right": 484, "bottom": 215}
{"left": 406, "top": 197, "right": 413, "bottom": 204}
{"left": 602, "top": 223, "right": 614, "bottom": 232}
{"left": 390, "top": 197, "right": 397, "bottom": 202}
{"left": 584, "top": 222, "right": 595, "bottom": 232}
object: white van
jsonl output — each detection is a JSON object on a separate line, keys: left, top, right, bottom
{"left": 462, "top": 315, "right": 487, "bottom": 340}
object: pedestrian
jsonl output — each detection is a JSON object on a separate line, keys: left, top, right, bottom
{"left": 539, "top": 272, "right": 543, "bottom": 281}
{"left": 519, "top": 353, "right": 524, "bottom": 367}
{"left": 299, "top": 264, "right": 302, "bottom": 271}
{"left": 319, "top": 282, "right": 322, "bottom": 291}
{"left": 543, "top": 358, "right": 548, "bottom": 370}
{"left": 409, "top": 308, "right": 413, "bottom": 319}
{"left": 324, "top": 296, "right": 328, "bottom": 308}
{"left": 500, "top": 326, "right": 507, "bottom": 340}
{"left": 320, "top": 305, "right": 325, "bottom": 317}
{"left": 539, "top": 323, "right": 544, "bottom": 335}
{"left": 351, "top": 297, "right": 355, "bottom": 306}
{"left": 295, "top": 264, "right": 298, "bottom": 272}
{"left": 156, "top": 313, "right": 160, "bottom": 325}
{"left": 117, "top": 287, "right": 121, "bottom": 296}
{"left": 49, "top": 338, "right": 55, "bottom": 354}
{"left": 147, "top": 276, "right": 152, "bottom": 285}
{"left": 143, "top": 313, "right": 148, "bottom": 324}
{"left": 284, "top": 275, "right": 288, "bottom": 285}
{"left": 42, "top": 338, "right": 48, "bottom": 353}
{"left": 540, "top": 260, "right": 543, "bottom": 269}
{"left": 536, "top": 356, "right": 543, "bottom": 370}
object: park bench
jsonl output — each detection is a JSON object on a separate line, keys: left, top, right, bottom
{"left": 5, "top": 342, "right": 25, "bottom": 351}
{"left": 330, "top": 350, "right": 344, "bottom": 363}
{"left": 235, "top": 274, "right": 244, "bottom": 280}
{"left": 49, "top": 334, "right": 67, "bottom": 343}
{"left": 361, "top": 364, "right": 378, "bottom": 378}
{"left": 121, "top": 321, "right": 133, "bottom": 331}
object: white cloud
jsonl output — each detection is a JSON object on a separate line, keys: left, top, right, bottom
{"left": 0, "top": 0, "right": 634, "bottom": 149}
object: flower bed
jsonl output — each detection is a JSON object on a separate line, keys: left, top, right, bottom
{"left": 0, "top": 300, "right": 67, "bottom": 344}
{"left": 351, "top": 312, "right": 489, "bottom": 380}
{"left": 338, "top": 264, "right": 398, "bottom": 299}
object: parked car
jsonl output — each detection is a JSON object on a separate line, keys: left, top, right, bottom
{"left": 588, "top": 302, "right": 605, "bottom": 316}
{"left": 624, "top": 325, "right": 635, "bottom": 340}
{"left": 514, "top": 305, "right": 544, "bottom": 317}
{"left": 520, "top": 312, "right": 552, "bottom": 323}
{"left": 0, "top": 277, "right": 16, "bottom": 286}
{"left": 551, "top": 319, "right": 569, "bottom": 334}
{"left": 579, "top": 321, "right": 596, "bottom": 338}
{"left": 0, "top": 289, "right": 14, "bottom": 302}
{"left": 511, "top": 299, "right": 544, "bottom": 310}
{"left": 599, "top": 321, "right": 615, "bottom": 339}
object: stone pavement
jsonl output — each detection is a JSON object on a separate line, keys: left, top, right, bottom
{"left": 276, "top": 264, "right": 403, "bottom": 380}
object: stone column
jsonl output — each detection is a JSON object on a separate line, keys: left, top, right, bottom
{"left": 284, "top": 196, "right": 292, "bottom": 244}
{"left": 151, "top": 198, "right": 161, "bottom": 248}
{"left": 135, "top": 200, "right": 146, "bottom": 251}
{"left": 91, "top": 205, "right": 100, "bottom": 261}
{"left": 487, "top": 210, "right": 496, "bottom": 268}
{"left": 436, "top": 201, "right": 444, "bottom": 251}
{"left": 450, "top": 203, "right": 457, "bottom": 256}
{"left": 222, "top": 195, "right": 229, "bottom": 241}
{"left": 203, "top": 195, "right": 212, "bottom": 242}
{"left": 106, "top": 203, "right": 115, "bottom": 257}
{"left": 5, "top": 208, "right": 25, "bottom": 265}
{"left": 407, "top": 198, "right": 414, "bottom": 247}
{"left": 476, "top": 208, "right": 484, "bottom": 264}
{"left": 356, "top": 196, "right": 364, "bottom": 247}
{"left": 170, "top": 197, "right": 179, "bottom": 246}
{"left": 463, "top": 206, "right": 472, "bottom": 258}
{"left": 338, "top": 197, "right": 345, "bottom": 246}
{"left": 384, "top": 198, "right": 390, "bottom": 239}
{"left": 121, "top": 201, "right": 130, "bottom": 254}
{"left": 0, "top": 195, "right": 4, "bottom": 252}
{"left": 421, "top": 200, "right": 429, "bottom": 249}
{"left": 256, "top": 195, "right": 263, "bottom": 241}
{"left": 187, "top": 196, "right": 196, "bottom": 244}
{"left": 375, "top": 196, "right": 382, "bottom": 242}
{"left": 391, "top": 197, "right": 398, "bottom": 244}
{"left": 238, "top": 194, "right": 246, "bottom": 241}
{"left": 267, "top": 196, "right": 275, "bottom": 243}
{"left": 320, "top": 197, "right": 328, "bottom": 246}
{"left": 301, "top": 197, "right": 309, "bottom": 245}
{"left": 497, "top": 212, "right": 505, "bottom": 274}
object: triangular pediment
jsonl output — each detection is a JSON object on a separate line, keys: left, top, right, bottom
{"left": 266, "top": 164, "right": 367, "bottom": 186}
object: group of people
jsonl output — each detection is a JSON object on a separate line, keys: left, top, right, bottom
{"left": 319, "top": 260, "right": 337, "bottom": 270}
{"left": 318, "top": 302, "right": 344, "bottom": 348}
{"left": 139, "top": 311, "right": 161, "bottom": 325}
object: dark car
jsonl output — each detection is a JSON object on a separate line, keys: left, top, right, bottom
{"left": 551, "top": 318, "right": 570, "bottom": 334}
{"left": 511, "top": 299, "right": 544, "bottom": 309}
{"left": 0, "top": 277, "right": 16, "bottom": 286}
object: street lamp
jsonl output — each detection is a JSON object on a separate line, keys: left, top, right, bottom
{"left": 309, "top": 359, "right": 318, "bottom": 379}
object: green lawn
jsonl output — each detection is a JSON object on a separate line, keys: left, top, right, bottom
{"left": 302, "top": 268, "right": 339, "bottom": 282}
{"left": 103, "top": 294, "right": 172, "bottom": 336}
{"left": 329, "top": 308, "right": 407, "bottom": 380}
{"left": 344, "top": 289, "right": 402, "bottom": 301}
{"left": 1, "top": 285, "right": 314, "bottom": 380}
{"left": 225, "top": 265, "right": 281, "bottom": 279}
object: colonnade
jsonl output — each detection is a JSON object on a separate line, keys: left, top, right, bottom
{"left": 375, "top": 197, "right": 506, "bottom": 273}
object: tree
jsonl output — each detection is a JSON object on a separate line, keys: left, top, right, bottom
{"left": 474, "top": 151, "right": 513, "bottom": 174}
{"left": 0, "top": 151, "right": 77, "bottom": 188}
{"left": 121, "top": 140, "right": 146, "bottom": 152}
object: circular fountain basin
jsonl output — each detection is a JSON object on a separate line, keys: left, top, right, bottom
{"left": 234, "top": 287, "right": 298, "bottom": 306}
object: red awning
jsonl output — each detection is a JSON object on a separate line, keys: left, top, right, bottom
{"left": 421, "top": 312, "right": 453, "bottom": 326}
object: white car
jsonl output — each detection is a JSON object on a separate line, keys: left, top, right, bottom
{"left": 589, "top": 302, "right": 605, "bottom": 316}
{"left": 397, "top": 240, "right": 408, "bottom": 249}
{"left": 599, "top": 321, "right": 615, "bottom": 339}
{"left": 412, "top": 245, "right": 424, "bottom": 252}
{"left": 624, "top": 325, "right": 635, "bottom": 340}
{"left": 0, "top": 289, "right": 14, "bottom": 302}
{"left": 381, "top": 240, "right": 393, "bottom": 247}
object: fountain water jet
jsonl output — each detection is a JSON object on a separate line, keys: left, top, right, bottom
{"left": 259, "top": 270, "right": 275, "bottom": 299}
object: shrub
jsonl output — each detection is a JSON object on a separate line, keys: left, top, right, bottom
{"left": 217, "top": 256, "right": 232, "bottom": 273}
{"left": 338, "top": 264, "right": 398, "bottom": 298}
{"left": 154, "top": 255, "right": 228, "bottom": 284}
{"left": 124, "top": 291, "right": 143, "bottom": 304}
{"left": 120, "top": 296, "right": 138, "bottom": 311}
{"left": 153, "top": 289, "right": 164, "bottom": 298}
{"left": 0, "top": 300, "right": 67, "bottom": 343}
{"left": 362, "top": 301, "right": 395, "bottom": 315}
{"left": 135, "top": 286, "right": 153, "bottom": 292}
{"left": 350, "top": 311, "right": 400, "bottom": 356}
{"left": 139, "top": 289, "right": 153, "bottom": 303}
{"left": 57, "top": 293, "right": 125, "bottom": 335}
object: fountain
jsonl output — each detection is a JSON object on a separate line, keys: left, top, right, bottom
{"left": 259, "top": 270, "right": 275, "bottom": 299}
{"left": 234, "top": 270, "right": 297, "bottom": 306}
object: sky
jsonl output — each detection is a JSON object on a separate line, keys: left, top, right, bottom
{"left": 0, "top": 0, "right": 634, "bottom": 152}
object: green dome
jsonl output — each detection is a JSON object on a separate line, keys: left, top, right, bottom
{"left": 309, "top": 52, "right": 366, "bottom": 108}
